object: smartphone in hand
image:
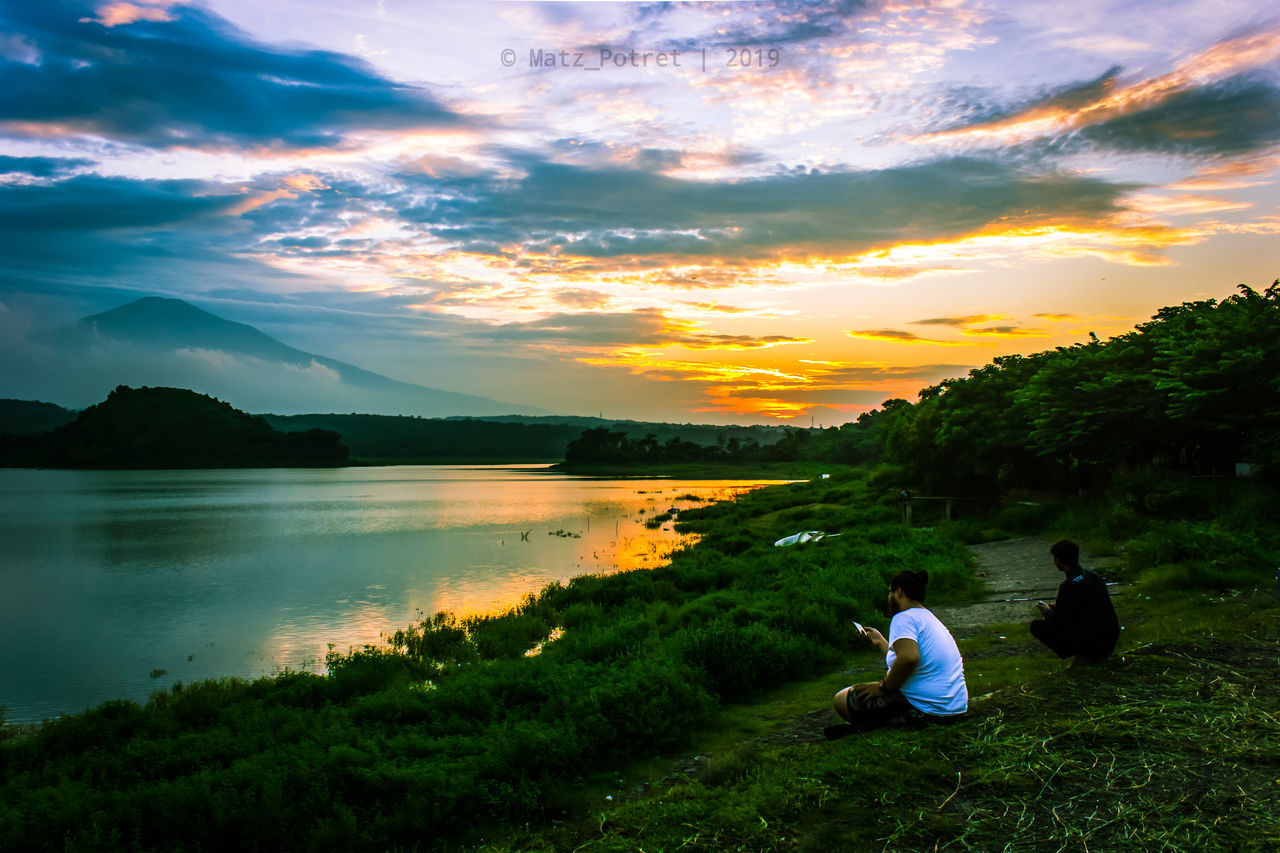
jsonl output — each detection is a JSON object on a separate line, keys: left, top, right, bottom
{"left": 852, "top": 620, "right": 866, "bottom": 636}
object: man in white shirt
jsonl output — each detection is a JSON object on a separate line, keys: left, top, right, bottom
{"left": 827, "top": 569, "right": 967, "bottom": 738}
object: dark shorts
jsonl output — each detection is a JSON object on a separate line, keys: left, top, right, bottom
{"left": 844, "top": 689, "right": 964, "bottom": 730}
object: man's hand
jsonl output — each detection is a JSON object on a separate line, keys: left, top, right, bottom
{"left": 852, "top": 681, "right": 884, "bottom": 701}
{"left": 863, "top": 626, "right": 889, "bottom": 652}
{"left": 1035, "top": 600, "right": 1053, "bottom": 615}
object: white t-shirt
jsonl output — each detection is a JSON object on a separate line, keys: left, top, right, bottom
{"left": 886, "top": 607, "right": 968, "bottom": 716}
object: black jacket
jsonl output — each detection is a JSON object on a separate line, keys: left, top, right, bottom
{"left": 1040, "top": 568, "right": 1119, "bottom": 658}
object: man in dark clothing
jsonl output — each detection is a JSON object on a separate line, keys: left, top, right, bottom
{"left": 1030, "top": 540, "right": 1120, "bottom": 666}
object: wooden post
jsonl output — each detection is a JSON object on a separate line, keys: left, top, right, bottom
{"left": 945, "top": 499, "right": 952, "bottom": 521}
{"left": 904, "top": 501, "right": 913, "bottom": 527}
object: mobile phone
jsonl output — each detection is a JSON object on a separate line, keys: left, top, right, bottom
{"left": 852, "top": 620, "right": 865, "bottom": 635}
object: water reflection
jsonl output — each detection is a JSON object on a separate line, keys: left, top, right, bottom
{"left": 0, "top": 465, "right": 791, "bottom": 723}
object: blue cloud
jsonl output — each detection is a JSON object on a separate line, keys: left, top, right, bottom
{"left": 0, "top": 1, "right": 468, "bottom": 150}
{"left": 632, "top": 0, "right": 870, "bottom": 50}
{"left": 1081, "top": 75, "right": 1280, "bottom": 156}
{"left": 0, "top": 175, "right": 238, "bottom": 231}
{"left": 0, "top": 155, "right": 95, "bottom": 177}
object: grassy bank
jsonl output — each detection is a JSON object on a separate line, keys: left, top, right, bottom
{"left": 1, "top": 468, "right": 1275, "bottom": 851}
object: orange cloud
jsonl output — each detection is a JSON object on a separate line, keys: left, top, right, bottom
{"left": 912, "top": 314, "right": 1007, "bottom": 326}
{"left": 960, "top": 326, "right": 1048, "bottom": 339}
{"left": 225, "top": 188, "right": 298, "bottom": 216}
{"left": 80, "top": 1, "right": 186, "bottom": 28}
{"left": 847, "top": 329, "right": 974, "bottom": 345}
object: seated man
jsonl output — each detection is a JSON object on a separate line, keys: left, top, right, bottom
{"left": 1030, "top": 539, "right": 1120, "bottom": 666}
{"left": 827, "top": 569, "right": 968, "bottom": 738}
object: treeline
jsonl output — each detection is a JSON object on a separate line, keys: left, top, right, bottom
{"left": 265, "top": 413, "right": 792, "bottom": 463}
{"left": 263, "top": 412, "right": 582, "bottom": 462}
{"left": 0, "top": 386, "right": 348, "bottom": 468}
{"left": 0, "top": 471, "right": 978, "bottom": 851}
{"left": 563, "top": 424, "right": 843, "bottom": 465}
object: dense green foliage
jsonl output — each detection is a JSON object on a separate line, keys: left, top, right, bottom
{"left": 0, "top": 385, "right": 348, "bottom": 468}
{"left": 0, "top": 470, "right": 978, "bottom": 851}
{"left": 869, "top": 281, "right": 1280, "bottom": 492}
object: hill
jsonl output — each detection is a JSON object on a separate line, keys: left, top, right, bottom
{"left": 0, "top": 385, "right": 348, "bottom": 469}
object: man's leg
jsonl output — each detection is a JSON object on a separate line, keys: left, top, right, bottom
{"left": 1030, "top": 619, "right": 1076, "bottom": 659}
{"left": 827, "top": 687, "right": 918, "bottom": 738}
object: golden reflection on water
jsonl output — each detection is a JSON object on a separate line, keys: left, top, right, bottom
{"left": 266, "top": 476, "right": 787, "bottom": 672}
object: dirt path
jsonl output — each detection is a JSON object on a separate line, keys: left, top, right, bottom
{"left": 932, "top": 537, "right": 1118, "bottom": 637}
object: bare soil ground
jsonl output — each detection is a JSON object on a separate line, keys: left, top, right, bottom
{"left": 934, "top": 537, "right": 1121, "bottom": 637}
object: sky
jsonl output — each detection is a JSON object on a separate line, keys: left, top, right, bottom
{"left": 1, "top": 0, "right": 1278, "bottom": 424}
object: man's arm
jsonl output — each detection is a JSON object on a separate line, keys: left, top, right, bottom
{"left": 853, "top": 638, "right": 919, "bottom": 699}
{"left": 1043, "top": 578, "right": 1084, "bottom": 626}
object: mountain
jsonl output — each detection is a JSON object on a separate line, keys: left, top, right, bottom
{"left": 0, "top": 385, "right": 348, "bottom": 469}
{"left": 36, "top": 297, "right": 545, "bottom": 417}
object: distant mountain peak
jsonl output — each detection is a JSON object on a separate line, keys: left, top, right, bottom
{"left": 60, "top": 296, "right": 546, "bottom": 418}
{"left": 81, "top": 297, "right": 290, "bottom": 356}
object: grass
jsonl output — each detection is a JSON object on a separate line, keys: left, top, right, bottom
{"left": 3, "top": 467, "right": 1276, "bottom": 851}
{"left": 484, "top": 590, "right": 1279, "bottom": 852}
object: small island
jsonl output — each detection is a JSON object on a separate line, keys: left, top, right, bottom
{"left": 0, "top": 385, "right": 348, "bottom": 469}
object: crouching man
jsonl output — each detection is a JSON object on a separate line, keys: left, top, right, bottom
{"left": 1031, "top": 539, "right": 1120, "bottom": 667}
{"left": 828, "top": 570, "right": 968, "bottom": 738}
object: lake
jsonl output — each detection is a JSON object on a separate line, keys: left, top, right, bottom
{"left": 0, "top": 465, "right": 791, "bottom": 724}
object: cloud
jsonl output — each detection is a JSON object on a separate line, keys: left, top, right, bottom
{"left": 671, "top": 0, "right": 870, "bottom": 49}
{"left": 0, "top": 1, "right": 468, "bottom": 150}
{"left": 0, "top": 155, "right": 95, "bottom": 178}
{"left": 0, "top": 174, "right": 240, "bottom": 231}
{"left": 81, "top": 2, "right": 184, "bottom": 29}
{"left": 960, "top": 325, "right": 1047, "bottom": 338}
{"left": 912, "top": 314, "right": 1007, "bottom": 326}
{"left": 398, "top": 153, "right": 1136, "bottom": 270}
{"left": 846, "top": 329, "right": 970, "bottom": 345}
{"left": 485, "top": 308, "right": 808, "bottom": 351}
{"left": 1079, "top": 75, "right": 1280, "bottom": 157}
